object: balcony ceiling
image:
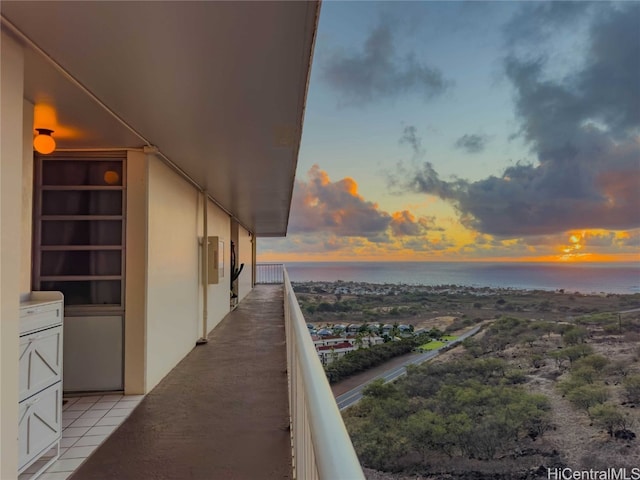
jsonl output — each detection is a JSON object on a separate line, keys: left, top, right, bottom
{"left": 1, "top": 1, "right": 319, "bottom": 236}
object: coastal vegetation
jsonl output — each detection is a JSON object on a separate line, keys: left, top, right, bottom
{"left": 294, "top": 281, "right": 640, "bottom": 327}
{"left": 293, "top": 281, "right": 640, "bottom": 479}
{"left": 325, "top": 336, "right": 425, "bottom": 384}
{"left": 345, "top": 358, "right": 552, "bottom": 470}
{"left": 324, "top": 330, "right": 449, "bottom": 384}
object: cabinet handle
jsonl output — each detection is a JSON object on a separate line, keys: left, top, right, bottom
{"left": 25, "top": 309, "right": 35, "bottom": 315}
{"left": 25, "top": 397, "right": 41, "bottom": 408}
{"left": 28, "top": 335, "right": 45, "bottom": 343}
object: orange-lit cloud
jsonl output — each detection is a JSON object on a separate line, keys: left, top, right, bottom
{"left": 259, "top": 164, "right": 640, "bottom": 263}
{"left": 389, "top": 210, "right": 440, "bottom": 237}
{"left": 290, "top": 165, "right": 436, "bottom": 242}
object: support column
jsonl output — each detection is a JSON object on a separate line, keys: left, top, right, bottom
{"left": 1, "top": 31, "right": 25, "bottom": 479}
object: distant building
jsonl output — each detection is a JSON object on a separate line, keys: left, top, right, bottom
{"left": 317, "top": 342, "right": 355, "bottom": 365}
{"left": 346, "top": 324, "right": 361, "bottom": 334}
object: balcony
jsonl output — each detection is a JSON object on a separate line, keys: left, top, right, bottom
{"left": 49, "top": 266, "right": 363, "bottom": 480}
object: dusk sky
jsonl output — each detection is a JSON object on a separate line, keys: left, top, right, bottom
{"left": 258, "top": 1, "right": 640, "bottom": 263}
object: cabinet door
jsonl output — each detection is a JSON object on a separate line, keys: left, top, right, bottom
{"left": 20, "top": 303, "right": 62, "bottom": 335}
{"left": 18, "top": 383, "right": 62, "bottom": 470}
{"left": 19, "top": 326, "right": 63, "bottom": 402}
{"left": 63, "top": 315, "right": 123, "bottom": 392}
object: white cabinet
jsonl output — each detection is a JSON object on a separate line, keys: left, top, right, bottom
{"left": 18, "top": 292, "right": 64, "bottom": 478}
{"left": 18, "top": 383, "right": 62, "bottom": 471}
{"left": 19, "top": 326, "right": 63, "bottom": 402}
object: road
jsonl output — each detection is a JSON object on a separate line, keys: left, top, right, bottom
{"left": 619, "top": 308, "right": 640, "bottom": 314}
{"left": 335, "top": 325, "right": 481, "bottom": 410}
{"left": 335, "top": 307, "right": 640, "bottom": 410}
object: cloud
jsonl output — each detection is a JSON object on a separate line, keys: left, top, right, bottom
{"left": 503, "top": 1, "right": 594, "bottom": 49}
{"left": 399, "top": 125, "right": 425, "bottom": 158}
{"left": 289, "top": 165, "right": 390, "bottom": 240}
{"left": 322, "top": 21, "right": 451, "bottom": 107}
{"left": 392, "top": 3, "right": 640, "bottom": 238}
{"left": 389, "top": 210, "right": 440, "bottom": 237}
{"left": 617, "top": 230, "right": 640, "bottom": 248}
{"left": 402, "top": 234, "right": 454, "bottom": 252}
{"left": 454, "top": 134, "right": 488, "bottom": 154}
{"left": 290, "top": 165, "right": 435, "bottom": 242}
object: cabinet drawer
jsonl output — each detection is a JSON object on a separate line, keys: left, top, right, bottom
{"left": 19, "top": 326, "right": 63, "bottom": 402}
{"left": 18, "top": 383, "right": 62, "bottom": 471}
{"left": 20, "top": 303, "right": 62, "bottom": 335}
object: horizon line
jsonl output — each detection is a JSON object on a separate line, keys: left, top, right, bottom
{"left": 256, "top": 258, "right": 640, "bottom": 264}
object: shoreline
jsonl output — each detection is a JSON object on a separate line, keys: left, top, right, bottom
{"left": 292, "top": 279, "right": 640, "bottom": 297}
{"left": 280, "top": 261, "right": 640, "bottom": 295}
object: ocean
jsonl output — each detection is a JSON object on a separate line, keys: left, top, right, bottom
{"left": 283, "top": 262, "right": 640, "bottom": 295}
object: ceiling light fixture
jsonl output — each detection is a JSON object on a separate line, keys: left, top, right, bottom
{"left": 33, "top": 128, "right": 56, "bottom": 154}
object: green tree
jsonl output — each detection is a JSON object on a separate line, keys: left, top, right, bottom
{"left": 362, "top": 379, "right": 397, "bottom": 399}
{"left": 571, "top": 365, "right": 598, "bottom": 384}
{"left": 562, "top": 344, "right": 594, "bottom": 364}
{"left": 466, "top": 413, "right": 514, "bottom": 459}
{"left": 574, "top": 354, "right": 608, "bottom": 372}
{"left": 589, "top": 404, "right": 628, "bottom": 436}
{"left": 347, "top": 418, "right": 408, "bottom": 472}
{"left": 317, "top": 302, "right": 334, "bottom": 312}
{"left": 563, "top": 326, "right": 588, "bottom": 345}
{"left": 405, "top": 410, "right": 448, "bottom": 461}
{"left": 462, "top": 337, "right": 484, "bottom": 358}
{"left": 566, "top": 385, "right": 608, "bottom": 414}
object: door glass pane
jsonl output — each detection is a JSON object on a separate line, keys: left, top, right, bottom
{"left": 41, "top": 251, "right": 121, "bottom": 276}
{"left": 40, "top": 280, "right": 121, "bottom": 306}
{"left": 42, "top": 190, "right": 123, "bottom": 215}
{"left": 41, "top": 220, "right": 122, "bottom": 246}
{"left": 42, "top": 160, "right": 123, "bottom": 186}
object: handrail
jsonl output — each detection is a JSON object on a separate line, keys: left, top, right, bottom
{"left": 256, "top": 263, "right": 285, "bottom": 284}
{"left": 283, "top": 268, "right": 364, "bottom": 480}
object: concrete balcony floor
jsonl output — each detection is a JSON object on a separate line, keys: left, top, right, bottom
{"left": 70, "top": 285, "right": 292, "bottom": 480}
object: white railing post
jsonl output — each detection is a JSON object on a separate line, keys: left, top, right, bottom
{"left": 256, "top": 263, "right": 285, "bottom": 284}
{"left": 282, "top": 268, "right": 364, "bottom": 480}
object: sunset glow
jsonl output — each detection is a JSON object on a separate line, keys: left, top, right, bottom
{"left": 259, "top": 2, "right": 640, "bottom": 264}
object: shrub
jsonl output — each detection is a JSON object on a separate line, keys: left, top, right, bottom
{"left": 623, "top": 375, "right": 640, "bottom": 404}
{"left": 573, "top": 354, "right": 608, "bottom": 372}
{"left": 567, "top": 385, "right": 608, "bottom": 413}
{"left": 589, "top": 404, "right": 630, "bottom": 436}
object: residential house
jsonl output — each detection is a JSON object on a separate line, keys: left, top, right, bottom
{"left": 317, "top": 342, "right": 355, "bottom": 366}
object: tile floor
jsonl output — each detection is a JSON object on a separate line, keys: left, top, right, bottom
{"left": 19, "top": 394, "right": 144, "bottom": 480}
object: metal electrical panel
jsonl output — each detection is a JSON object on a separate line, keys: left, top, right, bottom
{"left": 207, "top": 236, "right": 220, "bottom": 284}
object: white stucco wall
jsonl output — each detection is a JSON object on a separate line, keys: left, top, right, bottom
{"left": 1, "top": 31, "right": 24, "bottom": 479}
{"left": 145, "top": 157, "right": 200, "bottom": 391}
{"left": 200, "top": 199, "right": 231, "bottom": 334}
{"left": 124, "top": 151, "right": 148, "bottom": 394}
{"left": 124, "top": 155, "right": 238, "bottom": 392}
{"left": 237, "top": 225, "right": 253, "bottom": 302}
{"left": 20, "top": 100, "right": 34, "bottom": 295}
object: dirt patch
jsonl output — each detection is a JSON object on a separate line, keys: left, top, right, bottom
{"left": 413, "top": 315, "right": 458, "bottom": 331}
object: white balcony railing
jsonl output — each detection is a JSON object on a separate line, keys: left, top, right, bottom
{"left": 283, "top": 267, "right": 365, "bottom": 480}
{"left": 256, "top": 263, "right": 285, "bottom": 284}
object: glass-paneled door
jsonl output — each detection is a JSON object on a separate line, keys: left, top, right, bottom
{"left": 33, "top": 154, "right": 126, "bottom": 392}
